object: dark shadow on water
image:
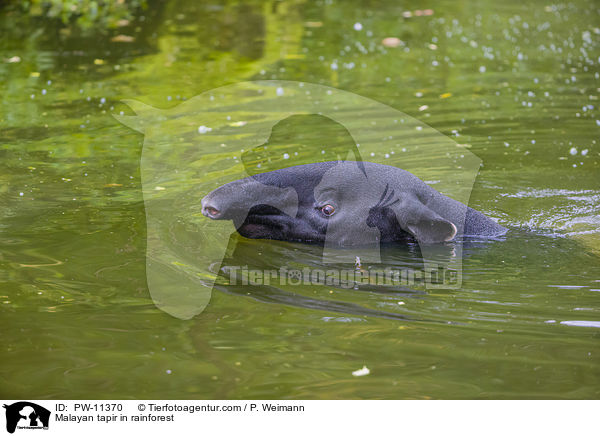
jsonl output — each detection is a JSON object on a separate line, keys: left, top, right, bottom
{"left": 209, "top": 228, "right": 600, "bottom": 322}
{"left": 213, "top": 233, "right": 445, "bottom": 323}
{"left": 213, "top": 283, "right": 418, "bottom": 322}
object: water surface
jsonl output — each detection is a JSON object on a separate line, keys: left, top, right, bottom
{"left": 1, "top": 0, "right": 599, "bottom": 399}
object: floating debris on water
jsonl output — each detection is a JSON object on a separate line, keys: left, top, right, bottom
{"left": 352, "top": 366, "right": 370, "bottom": 377}
{"left": 560, "top": 321, "right": 600, "bottom": 328}
{"left": 402, "top": 9, "right": 434, "bottom": 18}
{"left": 111, "top": 35, "right": 135, "bottom": 43}
{"left": 381, "top": 37, "right": 403, "bottom": 48}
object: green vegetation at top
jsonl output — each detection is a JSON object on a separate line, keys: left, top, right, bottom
{"left": 6, "top": 0, "right": 147, "bottom": 31}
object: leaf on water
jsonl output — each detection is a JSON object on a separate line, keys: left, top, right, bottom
{"left": 285, "top": 54, "right": 305, "bottom": 60}
{"left": 352, "top": 365, "right": 370, "bottom": 377}
{"left": 111, "top": 35, "right": 135, "bottom": 43}
{"left": 381, "top": 37, "right": 403, "bottom": 48}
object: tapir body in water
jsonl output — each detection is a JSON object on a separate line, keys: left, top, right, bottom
{"left": 201, "top": 161, "right": 507, "bottom": 245}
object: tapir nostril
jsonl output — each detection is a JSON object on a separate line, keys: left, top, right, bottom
{"left": 204, "top": 206, "right": 220, "bottom": 217}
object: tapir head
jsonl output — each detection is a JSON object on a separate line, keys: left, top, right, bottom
{"left": 202, "top": 161, "right": 459, "bottom": 245}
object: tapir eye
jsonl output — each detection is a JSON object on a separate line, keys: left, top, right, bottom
{"left": 320, "top": 204, "right": 335, "bottom": 216}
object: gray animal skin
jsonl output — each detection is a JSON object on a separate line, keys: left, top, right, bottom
{"left": 201, "top": 161, "right": 507, "bottom": 245}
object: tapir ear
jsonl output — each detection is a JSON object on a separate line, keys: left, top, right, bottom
{"left": 391, "top": 199, "right": 457, "bottom": 243}
{"left": 406, "top": 214, "right": 457, "bottom": 243}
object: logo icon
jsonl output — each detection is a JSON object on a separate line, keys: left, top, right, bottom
{"left": 3, "top": 402, "right": 50, "bottom": 434}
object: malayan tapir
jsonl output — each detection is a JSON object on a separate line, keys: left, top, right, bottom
{"left": 201, "top": 161, "right": 507, "bottom": 245}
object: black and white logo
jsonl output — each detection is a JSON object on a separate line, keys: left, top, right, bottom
{"left": 3, "top": 402, "right": 50, "bottom": 434}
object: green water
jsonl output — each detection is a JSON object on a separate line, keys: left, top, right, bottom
{"left": 1, "top": 0, "right": 599, "bottom": 399}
